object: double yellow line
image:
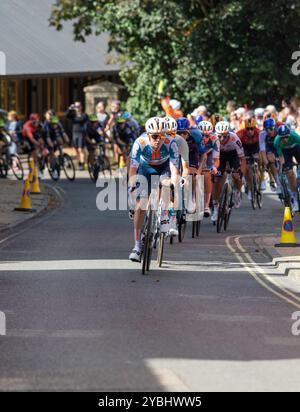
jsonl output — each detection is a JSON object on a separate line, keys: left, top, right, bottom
{"left": 226, "top": 235, "right": 300, "bottom": 309}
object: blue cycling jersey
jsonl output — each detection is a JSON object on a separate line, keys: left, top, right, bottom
{"left": 190, "top": 128, "right": 206, "bottom": 155}
{"left": 130, "top": 133, "right": 179, "bottom": 168}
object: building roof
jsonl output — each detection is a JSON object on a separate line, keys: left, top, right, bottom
{"left": 0, "top": 0, "right": 120, "bottom": 77}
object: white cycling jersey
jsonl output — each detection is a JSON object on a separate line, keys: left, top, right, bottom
{"left": 174, "top": 134, "right": 189, "bottom": 163}
{"left": 219, "top": 132, "right": 244, "bottom": 156}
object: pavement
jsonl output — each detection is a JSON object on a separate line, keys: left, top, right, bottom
{"left": 0, "top": 176, "right": 300, "bottom": 391}
{"left": 0, "top": 178, "right": 51, "bottom": 235}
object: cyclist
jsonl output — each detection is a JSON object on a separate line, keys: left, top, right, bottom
{"left": 165, "top": 117, "right": 189, "bottom": 176}
{"left": 128, "top": 117, "right": 180, "bottom": 262}
{"left": 84, "top": 114, "right": 106, "bottom": 166}
{"left": 198, "top": 121, "right": 220, "bottom": 217}
{"left": 259, "top": 118, "right": 281, "bottom": 193}
{"left": 254, "top": 108, "right": 265, "bottom": 130}
{"left": 189, "top": 114, "right": 203, "bottom": 128}
{"left": 274, "top": 124, "right": 300, "bottom": 212}
{"left": 22, "top": 113, "right": 44, "bottom": 164}
{"left": 237, "top": 118, "right": 261, "bottom": 201}
{"left": 165, "top": 116, "right": 189, "bottom": 236}
{"left": 0, "top": 118, "right": 11, "bottom": 166}
{"left": 43, "top": 115, "right": 70, "bottom": 178}
{"left": 176, "top": 117, "right": 205, "bottom": 174}
{"left": 211, "top": 121, "right": 245, "bottom": 222}
{"left": 112, "top": 115, "right": 136, "bottom": 165}
{"left": 176, "top": 117, "right": 206, "bottom": 214}
{"left": 123, "top": 111, "right": 141, "bottom": 139}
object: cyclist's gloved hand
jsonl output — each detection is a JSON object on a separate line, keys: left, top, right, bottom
{"left": 210, "top": 166, "right": 218, "bottom": 175}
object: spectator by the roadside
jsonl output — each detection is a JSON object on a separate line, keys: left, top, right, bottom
{"left": 95, "top": 101, "right": 109, "bottom": 130}
{"left": 286, "top": 97, "right": 300, "bottom": 130}
{"left": 44, "top": 108, "right": 56, "bottom": 123}
{"left": 226, "top": 100, "right": 236, "bottom": 116}
{"left": 6, "top": 111, "right": 23, "bottom": 149}
{"left": 107, "top": 100, "right": 123, "bottom": 131}
{"left": 66, "top": 101, "right": 88, "bottom": 170}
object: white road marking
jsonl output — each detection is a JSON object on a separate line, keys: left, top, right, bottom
{"left": 0, "top": 259, "right": 139, "bottom": 271}
{"left": 235, "top": 236, "right": 300, "bottom": 302}
{"left": 226, "top": 236, "right": 300, "bottom": 310}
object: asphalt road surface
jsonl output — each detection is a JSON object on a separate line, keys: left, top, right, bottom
{"left": 0, "top": 177, "right": 300, "bottom": 391}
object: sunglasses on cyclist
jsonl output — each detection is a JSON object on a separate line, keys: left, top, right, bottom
{"left": 246, "top": 127, "right": 254, "bottom": 131}
{"left": 150, "top": 134, "right": 161, "bottom": 141}
{"left": 267, "top": 127, "right": 276, "bottom": 131}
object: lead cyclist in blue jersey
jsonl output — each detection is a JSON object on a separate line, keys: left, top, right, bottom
{"left": 128, "top": 117, "right": 180, "bottom": 262}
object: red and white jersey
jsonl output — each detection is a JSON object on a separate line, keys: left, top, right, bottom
{"left": 219, "top": 132, "right": 244, "bottom": 156}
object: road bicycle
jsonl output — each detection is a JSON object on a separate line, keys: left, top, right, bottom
{"left": 177, "top": 184, "right": 187, "bottom": 243}
{"left": 0, "top": 134, "right": 24, "bottom": 180}
{"left": 216, "top": 170, "right": 235, "bottom": 233}
{"left": 279, "top": 163, "right": 300, "bottom": 215}
{"left": 190, "top": 174, "right": 201, "bottom": 238}
{"left": 246, "top": 154, "right": 262, "bottom": 210}
{"left": 37, "top": 144, "right": 76, "bottom": 182}
{"left": 88, "top": 141, "right": 112, "bottom": 182}
{"left": 141, "top": 182, "right": 166, "bottom": 274}
{"left": 278, "top": 165, "right": 293, "bottom": 212}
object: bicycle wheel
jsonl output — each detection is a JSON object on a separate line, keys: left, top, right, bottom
{"left": 157, "top": 232, "right": 165, "bottom": 268}
{"left": 256, "top": 187, "right": 263, "bottom": 209}
{"left": 217, "top": 184, "right": 228, "bottom": 233}
{"left": 177, "top": 211, "right": 186, "bottom": 243}
{"left": 196, "top": 220, "right": 201, "bottom": 236}
{"left": 102, "top": 155, "right": 112, "bottom": 178}
{"left": 62, "top": 154, "right": 75, "bottom": 181}
{"left": 224, "top": 190, "right": 233, "bottom": 231}
{"left": 281, "top": 177, "right": 292, "bottom": 210}
{"left": 10, "top": 155, "right": 24, "bottom": 180}
{"left": 251, "top": 167, "right": 258, "bottom": 210}
{"left": 296, "top": 167, "right": 300, "bottom": 214}
{"left": 47, "top": 158, "right": 60, "bottom": 181}
{"left": 142, "top": 208, "right": 153, "bottom": 275}
{"left": 0, "top": 157, "right": 8, "bottom": 178}
{"left": 88, "top": 160, "right": 97, "bottom": 182}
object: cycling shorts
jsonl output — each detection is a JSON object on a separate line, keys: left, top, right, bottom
{"left": 282, "top": 146, "right": 300, "bottom": 171}
{"left": 243, "top": 142, "right": 259, "bottom": 158}
{"left": 218, "top": 150, "right": 240, "bottom": 175}
{"left": 137, "top": 159, "right": 170, "bottom": 197}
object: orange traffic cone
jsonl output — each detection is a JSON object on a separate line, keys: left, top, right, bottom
{"left": 275, "top": 207, "right": 300, "bottom": 247}
{"left": 14, "top": 177, "right": 36, "bottom": 212}
{"left": 28, "top": 159, "right": 34, "bottom": 183}
{"left": 30, "top": 162, "right": 41, "bottom": 194}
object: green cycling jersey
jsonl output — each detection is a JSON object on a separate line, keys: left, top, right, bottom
{"left": 274, "top": 130, "right": 300, "bottom": 157}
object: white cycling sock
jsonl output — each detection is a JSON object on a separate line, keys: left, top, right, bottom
{"left": 134, "top": 228, "right": 142, "bottom": 251}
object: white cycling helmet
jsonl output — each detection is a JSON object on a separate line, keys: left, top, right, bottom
{"left": 145, "top": 117, "right": 166, "bottom": 134}
{"left": 235, "top": 107, "right": 246, "bottom": 117}
{"left": 198, "top": 120, "right": 213, "bottom": 134}
{"left": 254, "top": 108, "right": 265, "bottom": 117}
{"left": 164, "top": 116, "right": 177, "bottom": 133}
{"left": 215, "top": 121, "right": 230, "bottom": 135}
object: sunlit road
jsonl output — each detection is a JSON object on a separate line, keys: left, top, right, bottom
{"left": 0, "top": 177, "right": 300, "bottom": 391}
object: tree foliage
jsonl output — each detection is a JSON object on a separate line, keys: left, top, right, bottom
{"left": 50, "top": 0, "right": 300, "bottom": 120}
